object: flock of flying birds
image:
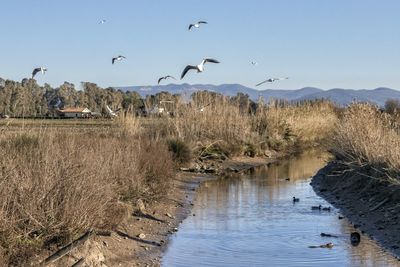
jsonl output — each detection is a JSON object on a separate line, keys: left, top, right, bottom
{"left": 30, "top": 19, "right": 289, "bottom": 87}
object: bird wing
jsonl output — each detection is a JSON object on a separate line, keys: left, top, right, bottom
{"left": 157, "top": 77, "right": 165, "bottom": 84}
{"left": 106, "top": 105, "right": 114, "bottom": 115}
{"left": 198, "top": 21, "right": 208, "bottom": 24}
{"left": 54, "top": 98, "right": 62, "bottom": 108}
{"left": 32, "top": 68, "right": 40, "bottom": 78}
{"left": 274, "top": 77, "right": 289, "bottom": 81}
{"left": 112, "top": 58, "right": 116, "bottom": 64}
{"left": 181, "top": 65, "right": 197, "bottom": 79}
{"left": 188, "top": 24, "right": 194, "bottom": 30}
{"left": 255, "top": 80, "right": 268, "bottom": 87}
{"left": 119, "top": 55, "right": 126, "bottom": 59}
{"left": 114, "top": 108, "right": 122, "bottom": 113}
{"left": 204, "top": 58, "right": 220, "bottom": 64}
{"left": 166, "top": 75, "right": 176, "bottom": 80}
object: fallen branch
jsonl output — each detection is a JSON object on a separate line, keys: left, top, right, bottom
{"left": 39, "top": 230, "right": 93, "bottom": 266}
{"left": 71, "top": 258, "right": 85, "bottom": 267}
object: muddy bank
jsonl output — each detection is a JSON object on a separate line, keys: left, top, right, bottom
{"left": 39, "top": 157, "right": 273, "bottom": 267}
{"left": 311, "top": 161, "right": 400, "bottom": 259}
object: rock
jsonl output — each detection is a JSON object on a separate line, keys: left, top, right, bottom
{"left": 173, "top": 227, "right": 178, "bottom": 232}
{"left": 138, "top": 233, "right": 146, "bottom": 239}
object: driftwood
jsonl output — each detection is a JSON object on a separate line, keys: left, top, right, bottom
{"left": 94, "top": 230, "right": 112, "bottom": 236}
{"left": 71, "top": 258, "right": 85, "bottom": 267}
{"left": 39, "top": 230, "right": 93, "bottom": 266}
{"left": 370, "top": 197, "right": 390, "bottom": 212}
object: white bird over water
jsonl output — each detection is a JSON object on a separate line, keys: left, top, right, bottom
{"left": 99, "top": 19, "right": 106, "bottom": 24}
{"left": 32, "top": 67, "right": 47, "bottom": 79}
{"left": 188, "top": 21, "right": 207, "bottom": 30}
{"left": 158, "top": 75, "right": 176, "bottom": 84}
{"left": 112, "top": 55, "right": 126, "bottom": 64}
{"left": 256, "top": 77, "right": 289, "bottom": 87}
{"left": 180, "top": 58, "right": 220, "bottom": 79}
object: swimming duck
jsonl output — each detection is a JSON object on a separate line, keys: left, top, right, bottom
{"left": 322, "top": 207, "right": 331, "bottom": 212}
{"left": 308, "top": 242, "right": 334, "bottom": 249}
{"left": 292, "top": 197, "right": 300, "bottom": 203}
{"left": 350, "top": 232, "right": 361, "bottom": 245}
{"left": 311, "top": 205, "right": 322, "bottom": 210}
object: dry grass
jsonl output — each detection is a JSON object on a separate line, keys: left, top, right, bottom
{"left": 0, "top": 118, "right": 174, "bottom": 266}
{"left": 0, "top": 97, "right": 339, "bottom": 265}
{"left": 164, "top": 96, "right": 337, "bottom": 156}
{"left": 331, "top": 103, "right": 400, "bottom": 172}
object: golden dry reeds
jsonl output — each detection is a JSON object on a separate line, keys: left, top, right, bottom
{"left": 0, "top": 118, "right": 174, "bottom": 265}
{"left": 331, "top": 103, "right": 400, "bottom": 172}
{"left": 164, "top": 95, "right": 337, "bottom": 156}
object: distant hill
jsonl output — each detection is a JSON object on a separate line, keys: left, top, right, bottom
{"left": 117, "top": 84, "right": 400, "bottom": 107}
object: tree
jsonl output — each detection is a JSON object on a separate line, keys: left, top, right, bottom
{"left": 385, "top": 99, "right": 400, "bottom": 115}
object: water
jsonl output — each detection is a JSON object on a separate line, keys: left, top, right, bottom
{"left": 162, "top": 151, "right": 400, "bottom": 267}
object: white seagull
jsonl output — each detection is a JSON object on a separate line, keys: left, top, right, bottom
{"left": 255, "top": 77, "right": 289, "bottom": 87}
{"left": 251, "top": 61, "right": 258, "bottom": 66}
{"left": 158, "top": 75, "right": 176, "bottom": 84}
{"left": 99, "top": 19, "right": 106, "bottom": 24}
{"left": 32, "top": 67, "right": 47, "bottom": 79}
{"left": 112, "top": 55, "right": 126, "bottom": 64}
{"left": 106, "top": 105, "right": 121, "bottom": 117}
{"left": 188, "top": 21, "right": 207, "bottom": 31}
{"left": 180, "top": 58, "right": 220, "bottom": 79}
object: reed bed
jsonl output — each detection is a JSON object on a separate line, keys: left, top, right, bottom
{"left": 163, "top": 95, "right": 338, "bottom": 156}
{"left": 0, "top": 117, "right": 174, "bottom": 265}
{"left": 331, "top": 103, "right": 400, "bottom": 172}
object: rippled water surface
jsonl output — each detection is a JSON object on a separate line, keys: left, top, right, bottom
{"left": 162, "top": 151, "right": 400, "bottom": 267}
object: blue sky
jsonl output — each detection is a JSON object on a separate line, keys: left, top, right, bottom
{"left": 0, "top": 0, "right": 399, "bottom": 90}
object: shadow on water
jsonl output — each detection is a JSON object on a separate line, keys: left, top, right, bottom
{"left": 162, "top": 150, "right": 400, "bottom": 267}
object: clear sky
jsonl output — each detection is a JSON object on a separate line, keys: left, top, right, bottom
{"left": 0, "top": 0, "right": 399, "bottom": 90}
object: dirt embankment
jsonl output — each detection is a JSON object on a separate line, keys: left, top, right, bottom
{"left": 311, "top": 161, "right": 400, "bottom": 258}
{"left": 39, "top": 157, "right": 272, "bottom": 267}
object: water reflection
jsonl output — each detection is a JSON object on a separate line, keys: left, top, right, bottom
{"left": 163, "top": 150, "right": 399, "bottom": 267}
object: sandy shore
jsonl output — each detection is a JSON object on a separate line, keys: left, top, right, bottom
{"left": 311, "top": 161, "right": 400, "bottom": 259}
{"left": 42, "top": 156, "right": 273, "bottom": 267}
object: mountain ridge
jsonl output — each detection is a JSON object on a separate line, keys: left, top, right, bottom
{"left": 117, "top": 84, "right": 400, "bottom": 106}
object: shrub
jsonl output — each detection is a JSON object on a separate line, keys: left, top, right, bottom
{"left": 167, "top": 139, "right": 192, "bottom": 164}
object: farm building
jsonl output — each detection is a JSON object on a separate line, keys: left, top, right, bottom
{"left": 57, "top": 107, "right": 92, "bottom": 118}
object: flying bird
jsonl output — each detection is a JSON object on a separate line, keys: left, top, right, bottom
{"left": 32, "top": 67, "right": 47, "bottom": 79}
{"left": 53, "top": 98, "right": 62, "bottom": 109}
{"left": 181, "top": 58, "right": 220, "bottom": 79}
{"left": 255, "top": 77, "right": 289, "bottom": 87}
{"left": 188, "top": 21, "right": 207, "bottom": 30}
{"left": 106, "top": 105, "right": 121, "bottom": 117}
{"left": 112, "top": 55, "right": 126, "bottom": 64}
{"left": 99, "top": 19, "right": 106, "bottom": 24}
{"left": 251, "top": 61, "right": 258, "bottom": 66}
{"left": 158, "top": 75, "right": 176, "bottom": 84}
